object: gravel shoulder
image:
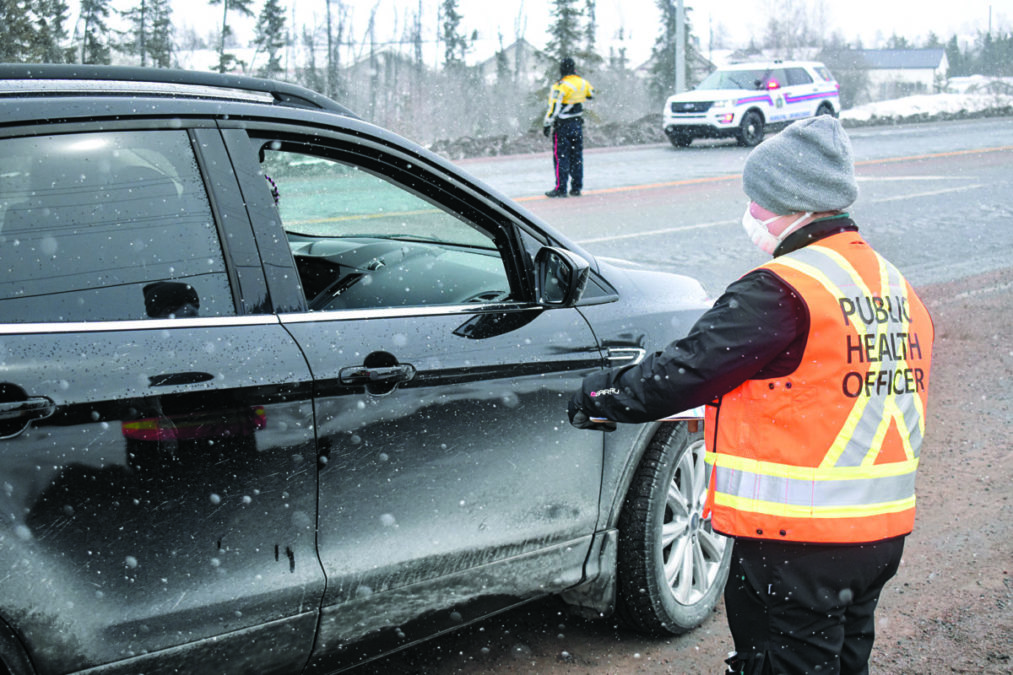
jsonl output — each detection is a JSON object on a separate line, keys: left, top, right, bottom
{"left": 354, "top": 267, "right": 1013, "bottom": 675}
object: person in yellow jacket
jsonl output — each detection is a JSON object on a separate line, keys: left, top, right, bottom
{"left": 568, "top": 116, "right": 934, "bottom": 675}
{"left": 543, "top": 57, "right": 594, "bottom": 197}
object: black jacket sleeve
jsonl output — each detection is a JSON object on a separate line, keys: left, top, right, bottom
{"left": 572, "top": 269, "right": 807, "bottom": 424}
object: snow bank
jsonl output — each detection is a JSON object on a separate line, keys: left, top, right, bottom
{"left": 841, "top": 77, "right": 1013, "bottom": 125}
{"left": 842, "top": 92, "right": 1013, "bottom": 123}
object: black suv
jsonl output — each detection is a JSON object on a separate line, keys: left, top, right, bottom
{"left": 0, "top": 65, "right": 731, "bottom": 675}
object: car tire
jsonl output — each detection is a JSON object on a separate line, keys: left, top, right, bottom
{"left": 816, "top": 102, "right": 836, "bottom": 117}
{"left": 736, "top": 110, "right": 764, "bottom": 147}
{"left": 616, "top": 422, "right": 732, "bottom": 635}
{"left": 667, "top": 132, "right": 693, "bottom": 148}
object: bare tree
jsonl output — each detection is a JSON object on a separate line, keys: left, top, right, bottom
{"left": 761, "top": 0, "right": 819, "bottom": 57}
{"left": 324, "top": 0, "right": 349, "bottom": 98}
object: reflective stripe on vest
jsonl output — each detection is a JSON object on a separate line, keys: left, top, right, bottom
{"left": 775, "top": 243, "right": 926, "bottom": 468}
{"left": 546, "top": 76, "right": 593, "bottom": 122}
{"left": 704, "top": 234, "right": 932, "bottom": 543}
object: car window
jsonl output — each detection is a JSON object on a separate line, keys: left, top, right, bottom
{"left": 785, "top": 67, "right": 814, "bottom": 86}
{"left": 0, "top": 130, "right": 234, "bottom": 323}
{"left": 259, "top": 145, "right": 511, "bottom": 310}
{"left": 763, "top": 69, "right": 789, "bottom": 89}
{"left": 815, "top": 66, "right": 836, "bottom": 82}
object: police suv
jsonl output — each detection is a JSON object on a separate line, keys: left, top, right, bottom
{"left": 662, "top": 60, "right": 841, "bottom": 148}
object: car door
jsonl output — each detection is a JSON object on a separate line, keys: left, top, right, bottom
{"left": 0, "top": 126, "right": 323, "bottom": 673}
{"left": 221, "top": 122, "right": 606, "bottom": 669}
{"left": 763, "top": 67, "right": 792, "bottom": 123}
{"left": 784, "top": 66, "right": 818, "bottom": 119}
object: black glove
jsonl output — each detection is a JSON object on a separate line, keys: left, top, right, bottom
{"left": 568, "top": 399, "right": 616, "bottom": 432}
{"left": 543, "top": 125, "right": 551, "bottom": 138}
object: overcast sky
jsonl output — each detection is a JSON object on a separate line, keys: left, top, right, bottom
{"left": 79, "top": 0, "right": 1010, "bottom": 66}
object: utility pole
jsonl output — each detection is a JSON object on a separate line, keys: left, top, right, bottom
{"left": 674, "top": 0, "right": 686, "bottom": 93}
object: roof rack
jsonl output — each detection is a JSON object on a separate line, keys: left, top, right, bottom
{"left": 0, "top": 63, "right": 359, "bottom": 118}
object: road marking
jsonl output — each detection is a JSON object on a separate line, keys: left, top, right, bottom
{"left": 554, "top": 146, "right": 1007, "bottom": 245}
{"left": 573, "top": 184, "right": 985, "bottom": 245}
{"left": 515, "top": 174, "right": 738, "bottom": 202}
{"left": 854, "top": 145, "right": 1013, "bottom": 166}
{"left": 577, "top": 220, "right": 735, "bottom": 244}
{"left": 519, "top": 145, "right": 1013, "bottom": 202}
{"left": 868, "top": 184, "right": 984, "bottom": 203}
{"left": 856, "top": 175, "right": 969, "bottom": 181}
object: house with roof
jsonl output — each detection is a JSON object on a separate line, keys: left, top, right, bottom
{"left": 474, "top": 38, "right": 547, "bottom": 87}
{"left": 835, "top": 48, "right": 949, "bottom": 102}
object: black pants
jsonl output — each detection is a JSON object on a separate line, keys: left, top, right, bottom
{"left": 551, "top": 117, "right": 583, "bottom": 192}
{"left": 724, "top": 536, "right": 905, "bottom": 675}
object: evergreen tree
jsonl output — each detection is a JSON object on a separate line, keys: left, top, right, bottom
{"left": 579, "top": 0, "right": 603, "bottom": 70}
{"left": 885, "top": 34, "right": 910, "bottom": 49}
{"left": 545, "top": 0, "right": 582, "bottom": 64}
{"left": 147, "top": 0, "right": 173, "bottom": 67}
{"left": 209, "top": 0, "right": 255, "bottom": 73}
{"left": 121, "top": 0, "right": 172, "bottom": 67}
{"left": 0, "top": 0, "right": 35, "bottom": 62}
{"left": 975, "top": 31, "right": 1013, "bottom": 76}
{"left": 945, "top": 35, "right": 968, "bottom": 77}
{"left": 441, "top": 0, "right": 468, "bottom": 71}
{"left": 120, "top": 0, "right": 150, "bottom": 65}
{"left": 31, "top": 0, "right": 73, "bottom": 63}
{"left": 80, "top": 0, "right": 112, "bottom": 64}
{"left": 648, "top": 0, "right": 698, "bottom": 103}
{"left": 254, "top": 0, "right": 287, "bottom": 79}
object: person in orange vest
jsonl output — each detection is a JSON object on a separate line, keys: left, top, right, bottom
{"left": 543, "top": 56, "right": 594, "bottom": 198}
{"left": 568, "top": 116, "right": 934, "bottom": 675}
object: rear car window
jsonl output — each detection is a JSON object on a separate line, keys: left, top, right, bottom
{"left": 785, "top": 68, "right": 814, "bottom": 86}
{"left": 815, "top": 66, "right": 835, "bottom": 82}
{"left": 0, "top": 130, "right": 234, "bottom": 322}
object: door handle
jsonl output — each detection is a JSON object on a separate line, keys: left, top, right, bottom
{"left": 605, "top": 347, "right": 646, "bottom": 367}
{"left": 338, "top": 364, "right": 416, "bottom": 386}
{"left": 0, "top": 395, "right": 56, "bottom": 439}
{"left": 0, "top": 397, "right": 56, "bottom": 423}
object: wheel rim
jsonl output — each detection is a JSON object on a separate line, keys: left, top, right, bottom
{"left": 659, "top": 438, "right": 729, "bottom": 605}
{"left": 742, "top": 114, "right": 761, "bottom": 145}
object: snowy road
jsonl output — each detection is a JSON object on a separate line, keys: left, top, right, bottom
{"left": 456, "top": 117, "right": 1013, "bottom": 297}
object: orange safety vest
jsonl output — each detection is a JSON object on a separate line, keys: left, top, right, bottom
{"left": 703, "top": 231, "right": 933, "bottom": 544}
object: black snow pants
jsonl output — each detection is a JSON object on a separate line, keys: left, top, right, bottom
{"left": 551, "top": 117, "right": 584, "bottom": 192}
{"left": 723, "top": 536, "right": 905, "bottom": 675}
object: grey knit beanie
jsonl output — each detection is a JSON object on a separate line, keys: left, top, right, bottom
{"left": 742, "top": 116, "right": 858, "bottom": 215}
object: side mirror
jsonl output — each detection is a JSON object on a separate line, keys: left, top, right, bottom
{"left": 535, "top": 246, "right": 590, "bottom": 307}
